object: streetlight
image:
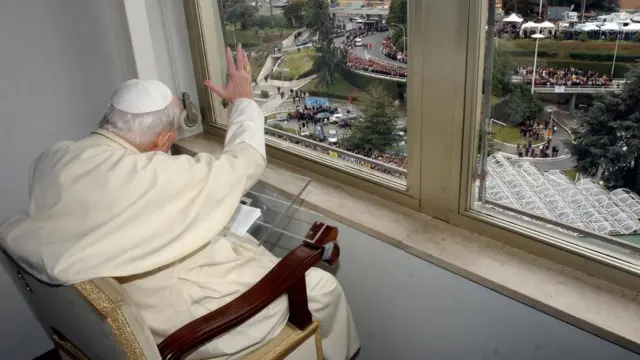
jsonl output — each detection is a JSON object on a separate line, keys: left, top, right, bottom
{"left": 538, "top": 0, "right": 544, "bottom": 18}
{"left": 611, "top": 31, "right": 620, "bottom": 78}
{"left": 530, "top": 33, "right": 545, "bottom": 94}
{"left": 390, "top": 23, "right": 406, "bottom": 54}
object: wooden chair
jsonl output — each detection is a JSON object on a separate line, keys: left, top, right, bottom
{"left": 1, "top": 222, "right": 340, "bottom": 360}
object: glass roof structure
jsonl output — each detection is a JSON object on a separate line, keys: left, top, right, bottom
{"left": 481, "top": 155, "right": 640, "bottom": 236}
{"left": 611, "top": 188, "right": 640, "bottom": 219}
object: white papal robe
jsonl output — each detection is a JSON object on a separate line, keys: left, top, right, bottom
{"left": 0, "top": 99, "right": 360, "bottom": 360}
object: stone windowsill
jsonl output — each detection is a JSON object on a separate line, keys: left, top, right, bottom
{"left": 175, "top": 134, "right": 640, "bottom": 354}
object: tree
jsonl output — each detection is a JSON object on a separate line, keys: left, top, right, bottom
{"left": 502, "top": 0, "right": 535, "bottom": 18}
{"left": 342, "top": 85, "right": 400, "bottom": 153}
{"left": 492, "top": 48, "right": 516, "bottom": 98}
{"left": 305, "top": 0, "right": 343, "bottom": 87}
{"left": 283, "top": 0, "right": 306, "bottom": 27}
{"left": 387, "top": 0, "right": 407, "bottom": 26}
{"left": 500, "top": 84, "right": 544, "bottom": 126}
{"left": 567, "top": 64, "right": 640, "bottom": 192}
{"left": 222, "top": 0, "right": 258, "bottom": 29}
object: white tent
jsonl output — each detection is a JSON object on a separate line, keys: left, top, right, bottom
{"left": 622, "top": 23, "right": 640, "bottom": 32}
{"left": 503, "top": 13, "right": 524, "bottom": 23}
{"left": 601, "top": 23, "right": 621, "bottom": 31}
{"left": 580, "top": 24, "right": 600, "bottom": 31}
{"left": 539, "top": 21, "right": 556, "bottom": 29}
{"left": 520, "top": 21, "right": 556, "bottom": 36}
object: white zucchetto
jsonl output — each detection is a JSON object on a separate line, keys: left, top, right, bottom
{"left": 110, "top": 79, "right": 173, "bottom": 114}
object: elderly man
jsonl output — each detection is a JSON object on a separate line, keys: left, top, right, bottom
{"left": 0, "top": 44, "right": 359, "bottom": 360}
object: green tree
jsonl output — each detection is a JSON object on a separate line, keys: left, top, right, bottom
{"left": 305, "top": 0, "right": 343, "bottom": 87}
{"left": 222, "top": 0, "right": 258, "bottom": 29}
{"left": 388, "top": 0, "right": 407, "bottom": 51}
{"left": 567, "top": 64, "right": 640, "bottom": 192}
{"left": 342, "top": 85, "right": 400, "bottom": 152}
{"left": 492, "top": 48, "right": 516, "bottom": 98}
{"left": 283, "top": 0, "right": 306, "bottom": 27}
{"left": 500, "top": 84, "right": 544, "bottom": 126}
{"left": 502, "top": 0, "right": 535, "bottom": 18}
{"left": 387, "top": 0, "right": 407, "bottom": 26}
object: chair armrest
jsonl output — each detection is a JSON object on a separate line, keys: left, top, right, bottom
{"left": 158, "top": 222, "right": 340, "bottom": 360}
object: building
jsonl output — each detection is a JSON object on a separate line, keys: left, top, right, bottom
{"left": 618, "top": 0, "right": 640, "bottom": 11}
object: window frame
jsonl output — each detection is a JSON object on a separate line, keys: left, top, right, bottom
{"left": 181, "top": 0, "right": 640, "bottom": 284}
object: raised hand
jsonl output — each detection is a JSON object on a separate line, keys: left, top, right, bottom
{"left": 204, "top": 43, "right": 253, "bottom": 104}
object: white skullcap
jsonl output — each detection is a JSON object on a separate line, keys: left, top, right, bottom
{"left": 110, "top": 79, "right": 173, "bottom": 114}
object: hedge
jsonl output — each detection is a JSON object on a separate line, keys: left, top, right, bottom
{"left": 339, "top": 67, "right": 406, "bottom": 100}
{"left": 567, "top": 52, "right": 640, "bottom": 63}
{"left": 507, "top": 50, "right": 558, "bottom": 58}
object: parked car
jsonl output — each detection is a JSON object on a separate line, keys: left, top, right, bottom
{"left": 315, "top": 112, "right": 331, "bottom": 123}
{"left": 354, "top": 38, "right": 363, "bottom": 47}
{"left": 329, "top": 113, "right": 344, "bottom": 124}
{"left": 327, "top": 129, "right": 339, "bottom": 144}
{"left": 313, "top": 126, "right": 325, "bottom": 142}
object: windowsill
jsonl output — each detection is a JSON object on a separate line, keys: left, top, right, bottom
{"left": 175, "top": 133, "right": 640, "bottom": 354}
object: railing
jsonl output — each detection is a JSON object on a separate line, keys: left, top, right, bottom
{"left": 263, "top": 126, "right": 407, "bottom": 181}
{"left": 532, "top": 85, "right": 623, "bottom": 94}
{"left": 344, "top": 67, "right": 407, "bottom": 82}
{"left": 373, "top": 49, "right": 408, "bottom": 68}
{"left": 333, "top": 1, "right": 390, "bottom": 8}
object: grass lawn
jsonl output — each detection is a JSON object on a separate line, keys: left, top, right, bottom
{"left": 225, "top": 27, "right": 295, "bottom": 49}
{"left": 265, "top": 113, "right": 277, "bottom": 120}
{"left": 493, "top": 126, "right": 522, "bottom": 145}
{"left": 499, "top": 39, "right": 640, "bottom": 57}
{"left": 301, "top": 73, "right": 362, "bottom": 99}
{"left": 271, "top": 48, "right": 316, "bottom": 80}
{"left": 562, "top": 168, "right": 579, "bottom": 181}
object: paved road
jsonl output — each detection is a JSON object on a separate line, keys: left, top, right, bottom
{"left": 337, "top": 31, "right": 407, "bottom": 67}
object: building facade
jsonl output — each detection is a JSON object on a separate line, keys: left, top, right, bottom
{"left": 618, "top": 0, "right": 640, "bottom": 11}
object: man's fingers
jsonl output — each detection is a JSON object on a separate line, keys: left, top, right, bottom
{"left": 225, "top": 47, "right": 235, "bottom": 74}
{"left": 204, "top": 81, "right": 228, "bottom": 100}
{"left": 236, "top": 43, "right": 244, "bottom": 72}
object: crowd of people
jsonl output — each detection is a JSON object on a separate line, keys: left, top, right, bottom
{"left": 341, "top": 28, "right": 370, "bottom": 48}
{"left": 515, "top": 120, "right": 560, "bottom": 159}
{"left": 519, "top": 66, "right": 612, "bottom": 87}
{"left": 381, "top": 38, "right": 407, "bottom": 64}
{"left": 346, "top": 52, "right": 407, "bottom": 78}
{"left": 265, "top": 127, "right": 407, "bottom": 180}
{"left": 287, "top": 104, "right": 341, "bottom": 124}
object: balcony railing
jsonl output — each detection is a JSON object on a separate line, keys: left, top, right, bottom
{"left": 263, "top": 126, "right": 407, "bottom": 184}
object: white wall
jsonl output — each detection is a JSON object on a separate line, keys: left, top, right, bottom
{"left": 0, "top": 0, "right": 132, "bottom": 358}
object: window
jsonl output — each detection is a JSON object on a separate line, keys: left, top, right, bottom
{"left": 186, "top": 0, "right": 417, "bottom": 201}
{"left": 469, "top": 0, "right": 640, "bottom": 271}
{"left": 183, "top": 0, "right": 640, "bottom": 277}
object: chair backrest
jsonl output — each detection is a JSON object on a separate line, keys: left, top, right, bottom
{"left": 1, "top": 250, "right": 160, "bottom": 360}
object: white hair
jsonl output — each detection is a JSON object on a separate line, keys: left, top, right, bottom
{"left": 98, "top": 103, "right": 180, "bottom": 146}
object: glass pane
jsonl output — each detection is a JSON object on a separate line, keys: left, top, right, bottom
{"left": 473, "top": 0, "right": 640, "bottom": 263}
{"left": 224, "top": 166, "right": 311, "bottom": 246}
{"left": 220, "top": 0, "right": 409, "bottom": 185}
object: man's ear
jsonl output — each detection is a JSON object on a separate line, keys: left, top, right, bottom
{"left": 153, "top": 131, "right": 177, "bottom": 153}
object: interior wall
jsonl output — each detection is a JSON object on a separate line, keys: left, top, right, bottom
{"left": 258, "top": 194, "right": 640, "bottom": 360}
{"left": 0, "top": 0, "right": 127, "bottom": 358}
